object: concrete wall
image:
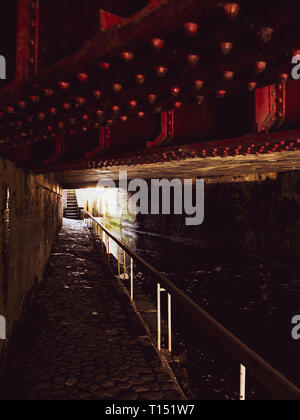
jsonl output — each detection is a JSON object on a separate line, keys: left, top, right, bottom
{"left": 80, "top": 171, "right": 300, "bottom": 265}
{"left": 0, "top": 159, "right": 63, "bottom": 366}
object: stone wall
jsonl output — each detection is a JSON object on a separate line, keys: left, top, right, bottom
{"left": 136, "top": 172, "right": 300, "bottom": 265}
{"left": 80, "top": 171, "right": 300, "bottom": 265}
{"left": 0, "top": 159, "right": 63, "bottom": 366}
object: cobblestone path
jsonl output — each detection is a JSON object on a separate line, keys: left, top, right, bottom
{"left": 3, "top": 219, "right": 183, "bottom": 400}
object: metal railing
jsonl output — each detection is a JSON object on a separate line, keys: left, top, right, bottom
{"left": 82, "top": 210, "right": 300, "bottom": 401}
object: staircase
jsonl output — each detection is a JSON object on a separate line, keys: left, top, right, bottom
{"left": 64, "top": 190, "right": 79, "bottom": 220}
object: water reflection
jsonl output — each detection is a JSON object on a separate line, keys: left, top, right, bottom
{"left": 92, "top": 217, "right": 300, "bottom": 398}
{"left": 94, "top": 218, "right": 137, "bottom": 262}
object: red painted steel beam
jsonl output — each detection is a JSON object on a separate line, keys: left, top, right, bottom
{"left": 147, "top": 110, "right": 174, "bottom": 148}
{"left": 0, "top": 0, "right": 31, "bottom": 95}
{"left": 100, "top": 10, "right": 125, "bottom": 31}
{"left": 255, "top": 82, "right": 286, "bottom": 133}
{"left": 0, "top": 0, "right": 297, "bottom": 107}
{"left": 15, "top": 0, "right": 31, "bottom": 83}
{"left": 1, "top": 0, "right": 40, "bottom": 92}
{"left": 85, "top": 126, "right": 110, "bottom": 158}
{"left": 33, "top": 0, "right": 40, "bottom": 74}
{"left": 255, "top": 85, "right": 278, "bottom": 133}
{"left": 33, "top": 128, "right": 300, "bottom": 174}
{"left": 43, "top": 134, "right": 64, "bottom": 164}
{"left": 100, "top": 0, "right": 150, "bottom": 18}
{"left": 1, "top": 0, "right": 300, "bottom": 164}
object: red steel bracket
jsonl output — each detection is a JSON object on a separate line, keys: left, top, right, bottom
{"left": 43, "top": 135, "right": 65, "bottom": 164}
{"left": 276, "top": 81, "right": 287, "bottom": 128}
{"left": 99, "top": 10, "right": 125, "bottom": 31}
{"left": 32, "top": 0, "right": 40, "bottom": 75}
{"left": 255, "top": 83, "right": 286, "bottom": 133}
{"left": 147, "top": 110, "right": 174, "bottom": 148}
{"left": 85, "top": 126, "right": 110, "bottom": 158}
{"left": 100, "top": 0, "right": 166, "bottom": 31}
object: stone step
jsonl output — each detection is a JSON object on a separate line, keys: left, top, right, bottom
{"left": 65, "top": 189, "right": 79, "bottom": 220}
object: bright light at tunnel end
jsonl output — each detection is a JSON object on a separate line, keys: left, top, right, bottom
{"left": 96, "top": 171, "right": 205, "bottom": 226}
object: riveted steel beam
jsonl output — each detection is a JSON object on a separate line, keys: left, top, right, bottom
{"left": 147, "top": 110, "right": 174, "bottom": 148}
{"left": 85, "top": 126, "right": 110, "bottom": 158}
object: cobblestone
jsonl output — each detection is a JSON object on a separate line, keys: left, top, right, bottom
{"left": 2, "top": 219, "right": 183, "bottom": 401}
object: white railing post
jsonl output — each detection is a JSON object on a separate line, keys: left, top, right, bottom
{"left": 117, "top": 246, "right": 121, "bottom": 280}
{"left": 240, "top": 364, "right": 246, "bottom": 400}
{"left": 157, "top": 283, "right": 162, "bottom": 351}
{"left": 130, "top": 258, "right": 134, "bottom": 301}
{"left": 168, "top": 293, "right": 172, "bottom": 353}
{"left": 124, "top": 252, "right": 127, "bottom": 280}
{"left": 157, "top": 284, "right": 170, "bottom": 353}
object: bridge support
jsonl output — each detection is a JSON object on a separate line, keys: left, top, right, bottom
{"left": 85, "top": 127, "right": 110, "bottom": 159}
{"left": 147, "top": 111, "right": 174, "bottom": 148}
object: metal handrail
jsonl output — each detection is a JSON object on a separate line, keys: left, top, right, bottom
{"left": 82, "top": 210, "right": 300, "bottom": 401}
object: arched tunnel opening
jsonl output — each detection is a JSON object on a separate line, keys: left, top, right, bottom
{"left": 0, "top": 0, "right": 300, "bottom": 403}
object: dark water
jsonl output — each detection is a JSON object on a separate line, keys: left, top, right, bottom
{"left": 96, "top": 219, "right": 300, "bottom": 400}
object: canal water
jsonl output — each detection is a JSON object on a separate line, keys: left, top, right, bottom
{"left": 95, "top": 218, "right": 300, "bottom": 400}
